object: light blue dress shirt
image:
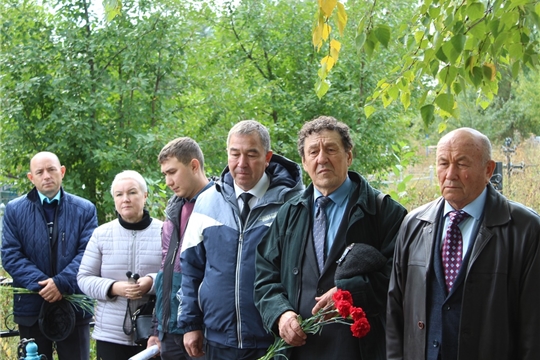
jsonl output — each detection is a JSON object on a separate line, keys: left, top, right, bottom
{"left": 38, "top": 190, "right": 61, "bottom": 205}
{"left": 313, "top": 177, "right": 353, "bottom": 257}
{"left": 442, "top": 187, "right": 487, "bottom": 258}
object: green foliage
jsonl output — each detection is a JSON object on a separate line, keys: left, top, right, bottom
{"left": 386, "top": 142, "right": 416, "bottom": 206}
{"left": 361, "top": 0, "right": 540, "bottom": 127}
{"left": 448, "top": 67, "right": 540, "bottom": 141}
{"left": 0, "top": 0, "right": 426, "bottom": 224}
{"left": 0, "top": 0, "right": 192, "bottom": 221}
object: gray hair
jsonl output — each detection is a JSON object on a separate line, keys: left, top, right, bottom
{"left": 110, "top": 170, "right": 148, "bottom": 196}
{"left": 227, "top": 120, "right": 271, "bottom": 152}
{"left": 297, "top": 116, "right": 353, "bottom": 159}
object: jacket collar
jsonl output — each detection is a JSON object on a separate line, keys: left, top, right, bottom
{"left": 416, "top": 184, "right": 509, "bottom": 228}
{"left": 27, "top": 186, "right": 66, "bottom": 204}
{"left": 216, "top": 153, "right": 303, "bottom": 203}
{"left": 292, "top": 171, "right": 373, "bottom": 212}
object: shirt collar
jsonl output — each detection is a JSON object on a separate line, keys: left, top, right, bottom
{"left": 234, "top": 172, "right": 270, "bottom": 200}
{"left": 313, "top": 176, "right": 352, "bottom": 207}
{"left": 443, "top": 186, "right": 487, "bottom": 221}
{"left": 38, "top": 190, "right": 61, "bottom": 205}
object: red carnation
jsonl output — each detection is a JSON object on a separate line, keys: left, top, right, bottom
{"left": 260, "top": 289, "right": 371, "bottom": 360}
{"left": 335, "top": 299, "right": 353, "bottom": 318}
{"left": 350, "top": 306, "right": 366, "bottom": 321}
{"left": 351, "top": 317, "right": 370, "bottom": 338}
{"left": 332, "top": 289, "right": 353, "bottom": 304}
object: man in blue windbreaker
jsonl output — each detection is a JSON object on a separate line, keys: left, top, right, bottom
{"left": 178, "top": 120, "right": 304, "bottom": 360}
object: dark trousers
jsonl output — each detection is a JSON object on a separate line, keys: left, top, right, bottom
{"left": 18, "top": 321, "right": 90, "bottom": 360}
{"left": 206, "top": 340, "right": 267, "bottom": 360}
{"left": 96, "top": 340, "right": 143, "bottom": 360}
{"left": 160, "top": 332, "right": 200, "bottom": 360}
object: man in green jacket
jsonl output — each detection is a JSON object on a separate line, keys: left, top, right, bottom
{"left": 254, "top": 116, "right": 407, "bottom": 359}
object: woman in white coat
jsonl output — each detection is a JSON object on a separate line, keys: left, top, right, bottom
{"left": 78, "top": 170, "right": 162, "bottom": 360}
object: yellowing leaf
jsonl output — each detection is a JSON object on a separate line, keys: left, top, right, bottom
{"left": 401, "top": 90, "right": 411, "bottom": 110}
{"left": 104, "top": 0, "right": 122, "bottom": 22}
{"left": 315, "top": 79, "right": 330, "bottom": 99}
{"left": 330, "top": 39, "right": 342, "bottom": 52}
{"left": 337, "top": 2, "right": 348, "bottom": 36}
{"left": 318, "top": 63, "right": 329, "bottom": 80}
{"left": 321, "top": 55, "right": 336, "bottom": 71}
{"left": 312, "top": 26, "right": 322, "bottom": 49}
{"left": 414, "top": 31, "right": 424, "bottom": 45}
{"left": 387, "top": 85, "right": 399, "bottom": 100}
{"left": 479, "top": 100, "right": 490, "bottom": 109}
{"left": 322, "top": 23, "right": 332, "bottom": 41}
{"left": 483, "top": 63, "right": 496, "bottom": 81}
{"left": 382, "top": 93, "right": 393, "bottom": 108}
{"left": 320, "top": 0, "right": 338, "bottom": 17}
{"left": 313, "top": 12, "right": 325, "bottom": 49}
{"left": 364, "top": 105, "right": 376, "bottom": 118}
{"left": 330, "top": 39, "right": 341, "bottom": 61}
{"left": 438, "top": 122, "right": 447, "bottom": 134}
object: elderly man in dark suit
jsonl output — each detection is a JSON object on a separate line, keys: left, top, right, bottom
{"left": 387, "top": 128, "right": 540, "bottom": 360}
{"left": 255, "top": 116, "right": 407, "bottom": 359}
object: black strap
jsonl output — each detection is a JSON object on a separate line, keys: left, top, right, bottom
{"left": 123, "top": 299, "right": 135, "bottom": 335}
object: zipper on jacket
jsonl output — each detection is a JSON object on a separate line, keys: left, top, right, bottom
{"left": 131, "top": 230, "right": 137, "bottom": 277}
{"left": 170, "top": 239, "right": 180, "bottom": 265}
{"left": 235, "top": 231, "right": 244, "bottom": 348}
{"left": 163, "top": 207, "right": 181, "bottom": 333}
{"left": 61, "top": 232, "right": 65, "bottom": 257}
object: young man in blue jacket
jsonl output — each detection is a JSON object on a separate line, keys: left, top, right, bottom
{"left": 2, "top": 151, "right": 98, "bottom": 360}
{"left": 179, "top": 120, "right": 304, "bottom": 359}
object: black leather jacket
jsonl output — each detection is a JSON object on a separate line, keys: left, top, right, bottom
{"left": 387, "top": 185, "right": 540, "bottom": 360}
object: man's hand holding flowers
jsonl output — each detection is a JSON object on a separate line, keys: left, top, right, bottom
{"left": 261, "top": 288, "right": 370, "bottom": 360}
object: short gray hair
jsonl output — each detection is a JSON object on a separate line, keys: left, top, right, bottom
{"left": 110, "top": 170, "right": 148, "bottom": 196}
{"left": 227, "top": 120, "right": 271, "bottom": 152}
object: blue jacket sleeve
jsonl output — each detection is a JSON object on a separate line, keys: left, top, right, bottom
{"left": 1, "top": 200, "right": 48, "bottom": 292}
{"left": 177, "top": 216, "right": 206, "bottom": 332}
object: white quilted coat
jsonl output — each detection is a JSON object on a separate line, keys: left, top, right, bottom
{"left": 77, "top": 218, "right": 162, "bottom": 345}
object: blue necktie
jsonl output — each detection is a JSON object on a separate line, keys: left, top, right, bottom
{"left": 313, "top": 196, "right": 332, "bottom": 272}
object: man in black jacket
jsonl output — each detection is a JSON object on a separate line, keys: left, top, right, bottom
{"left": 387, "top": 128, "right": 540, "bottom": 360}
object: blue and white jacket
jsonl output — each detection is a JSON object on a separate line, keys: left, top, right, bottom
{"left": 178, "top": 154, "right": 304, "bottom": 349}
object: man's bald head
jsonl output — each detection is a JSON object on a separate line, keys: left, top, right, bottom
{"left": 27, "top": 152, "right": 66, "bottom": 199}
{"left": 436, "top": 128, "right": 495, "bottom": 209}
